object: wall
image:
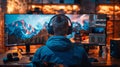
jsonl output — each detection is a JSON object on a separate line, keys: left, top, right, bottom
{"left": 0, "top": 0, "right": 120, "bottom": 53}
{"left": 114, "top": 21, "right": 120, "bottom": 38}
{"left": 0, "top": 0, "right": 28, "bottom": 53}
{"left": 0, "top": 0, "right": 6, "bottom": 53}
{"left": 0, "top": 13, "right": 4, "bottom": 53}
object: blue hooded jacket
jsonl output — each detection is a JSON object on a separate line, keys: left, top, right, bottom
{"left": 32, "top": 36, "right": 91, "bottom": 67}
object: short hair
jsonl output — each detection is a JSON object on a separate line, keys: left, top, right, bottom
{"left": 52, "top": 14, "right": 69, "bottom": 35}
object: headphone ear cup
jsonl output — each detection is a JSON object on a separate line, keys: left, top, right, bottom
{"left": 47, "top": 26, "right": 54, "bottom": 35}
{"left": 67, "top": 26, "right": 72, "bottom": 35}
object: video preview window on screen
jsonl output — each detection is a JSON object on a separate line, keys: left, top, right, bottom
{"left": 5, "top": 14, "right": 107, "bottom": 46}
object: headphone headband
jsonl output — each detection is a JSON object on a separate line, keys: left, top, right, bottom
{"left": 47, "top": 14, "right": 72, "bottom": 35}
{"left": 48, "top": 14, "right": 72, "bottom": 27}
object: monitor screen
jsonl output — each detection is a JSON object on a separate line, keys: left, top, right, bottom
{"left": 66, "top": 14, "right": 107, "bottom": 45}
{"left": 90, "top": 27, "right": 106, "bottom": 34}
{"left": 4, "top": 14, "right": 107, "bottom": 46}
{"left": 4, "top": 14, "right": 54, "bottom": 46}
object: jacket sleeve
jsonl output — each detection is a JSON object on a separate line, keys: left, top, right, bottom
{"left": 31, "top": 47, "right": 45, "bottom": 67}
{"left": 81, "top": 48, "right": 92, "bottom": 67}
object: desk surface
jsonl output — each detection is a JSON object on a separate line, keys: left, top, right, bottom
{"left": 88, "top": 48, "right": 120, "bottom": 67}
{"left": 0, "top": 49, "right": 120, "bottom": 67}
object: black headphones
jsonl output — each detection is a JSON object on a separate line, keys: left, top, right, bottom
{"left": 47, "top": 14, "right": 72, "bottom": 35}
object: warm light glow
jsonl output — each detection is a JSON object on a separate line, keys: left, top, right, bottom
{"left": 115, "top": 5, "right": 120, "bottom": 11}
{"left": 97, "top": 5, "right": 113, "bottom": 14}
{"left": 98, "top": 5, "right": 120, "bottom": 14}
{"left": 97, "top": 5, "right": 120, "bottom": 20}
{"left": 100, "top": 5, "right": 110, "bottom": 9}
{"left": 73, "top": 5, "right": 79, "bottom": 10}
{"left": 7, "top": 0, "right": 14, "bottom": 13}
{"left": 66, "top": 5, "right": 72, "bottom": 10}
{"left": 32, "top": 5, "right": 36, "bottom": 8}
{"left": 59, "top": 5, "right": 65, "bottom": 9}
{"left": 31, "top": 4, "right": 80, "bottom": 14}
{"left": 7, "top": 0, "right": 27, "bottom": 13}
{"left": 0, "top": 7, "right": 1, "bottom": 12}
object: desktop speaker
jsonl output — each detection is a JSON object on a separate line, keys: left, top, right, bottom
{"left": 110, "top": 39, "right": 120, "bottom": 58}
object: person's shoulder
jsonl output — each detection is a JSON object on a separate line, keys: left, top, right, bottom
{"left": 35, "top": 46, "right": 46, "bottom": 53}
{"left": 37, "top": 45, "right": 49, "bottom": 51}
{"left": 73, "top": 44, "right": 86, "bottom": 53}
{"left": 36, "top": 45, "right": 54, "bottom": 55}
{"left": 73, "top": 44, "right": 84, "bottom": 50}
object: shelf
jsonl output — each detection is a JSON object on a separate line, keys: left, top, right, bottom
{"left": 29, "top": 4, "right": 80, "bottom": 14}
{"left": 97, "top": 4, "right": 120, "bottom": 20}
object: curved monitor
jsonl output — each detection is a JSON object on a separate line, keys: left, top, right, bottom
{"left": 4, "top": 14, "right": 54, "bottom": 46}
{"left": 4, "top": 14, "right": 107, "bottom": 46}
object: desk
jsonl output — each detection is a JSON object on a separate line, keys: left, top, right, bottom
{"left": 0, "top": 55, "right": 32, "bottom": 67}
{"left": 0, "top": 49, "right": 120, "bottom": 67}
{"left": 0, "top": 50, "right": 33, "bottom": 67}
{"left": 89, "top": 48, "right": 120, "bottom": 67}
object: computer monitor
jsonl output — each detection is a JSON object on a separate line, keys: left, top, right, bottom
{"left": 4, "top": 14, "right": 54, "bottom": 47}
{"left": 4, "top": 14, "right": 107, "bottom": 47}
{"left": 66, "top": 14, "right": 107, "bottom": 45}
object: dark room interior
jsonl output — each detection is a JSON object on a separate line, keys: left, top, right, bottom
{"left": 0, "top": 0, "right": 120, "bottom": 67}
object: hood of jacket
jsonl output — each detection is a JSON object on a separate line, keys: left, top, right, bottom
{"left": 46, "top": 36, "right": 73, "bottom": 51}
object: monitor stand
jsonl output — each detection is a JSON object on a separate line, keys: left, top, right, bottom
{"left": 25, "top": 43, "right": 30, "bottom": 55}
{"left": 99, "top": 46, "right": 103, "bottom": 57}
{"left": 20, "top": 43, "right": 33, "bottom": 55}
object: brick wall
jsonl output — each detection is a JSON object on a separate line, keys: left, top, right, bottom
{"left": 0, "top": 13, "right": 5, "bottom": 53}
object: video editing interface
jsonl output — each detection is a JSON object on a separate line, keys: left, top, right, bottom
{"left": 4, "top": 14, "right": 106, "bottom": 46}
{"left": 68, "top": 14, "right": 106, "bottom": 45}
